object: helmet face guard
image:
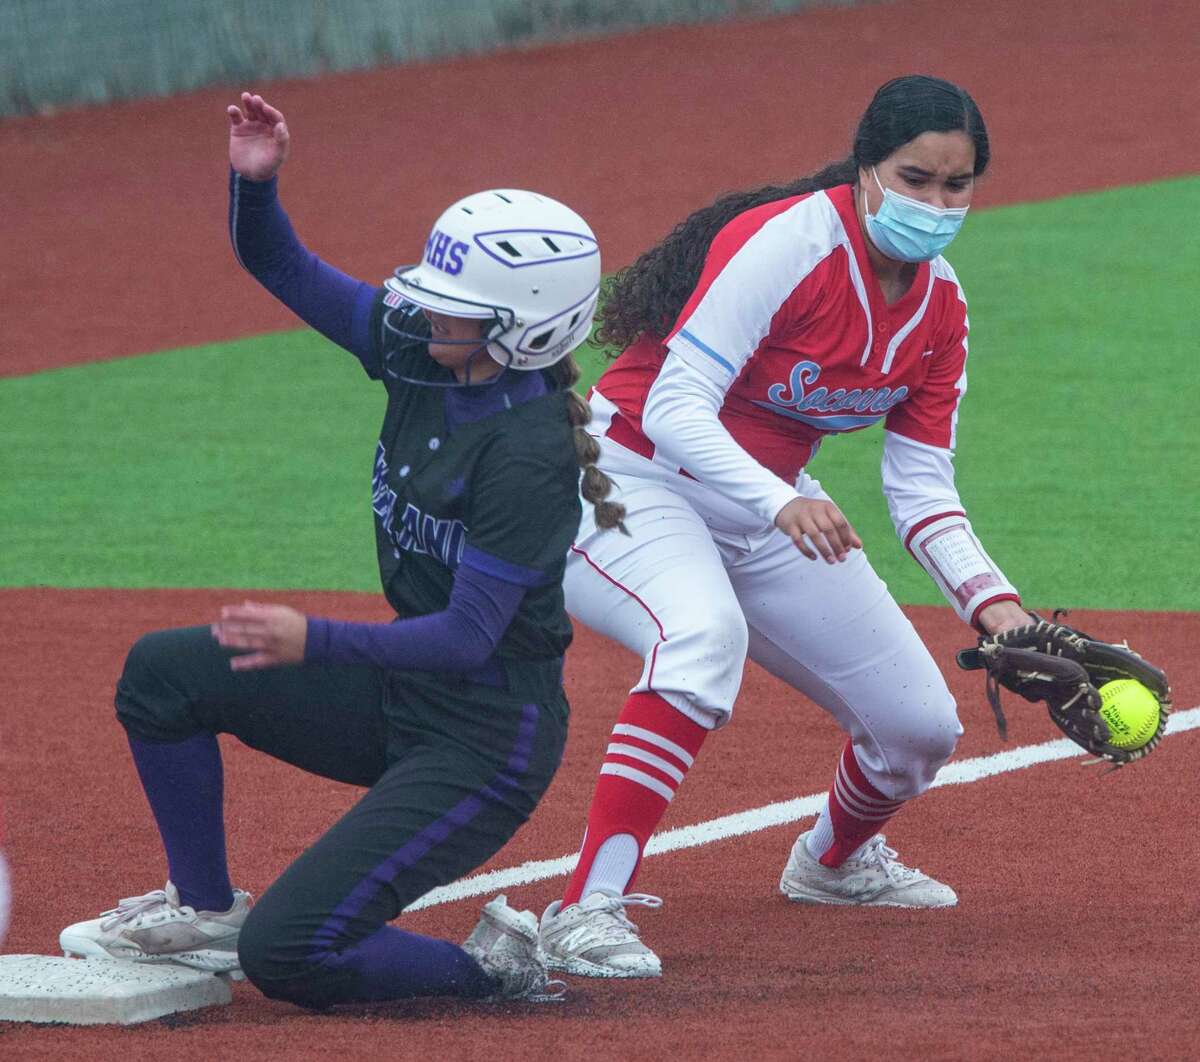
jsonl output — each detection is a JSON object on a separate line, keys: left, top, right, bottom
{"left": 380, "top": 284, "right": 514, "bottom": 388}
{"left": 382, "top": 189, "right": 601, "bottom": 378}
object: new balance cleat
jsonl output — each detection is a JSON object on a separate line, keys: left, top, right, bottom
{"left": 538, "top": 892, "right": 662, "bottom": 978}
{"left": 780, "top": 832, "right": 957, "bottom": 908}
{"left": 462, "top": 894, "right": 565, "bottom": 1002}
{"left": 59, "top": 882, "right": 251, "bottom": 976}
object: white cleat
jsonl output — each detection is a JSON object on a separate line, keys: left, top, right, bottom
{"left": 780, "top": 832, "right": 958, "bottom": 908}
{"left": 462, "top": 894, "right": 565, "bottom": 1003}
{"left": 538, "top": 892, "right": 663, "bottom": 978}
{"left": 59, "top": 882, "right": 251, "bottom": 976}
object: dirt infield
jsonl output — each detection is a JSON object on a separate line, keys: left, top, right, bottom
{"left": 3, "top": 0, "right": 1198, "bottom": 1056}
{"left": 2, "top": 0, "right": 1198, "bottom": 377}
{"left": 2, "top": 588, "right": 1198, "bottom": 1058}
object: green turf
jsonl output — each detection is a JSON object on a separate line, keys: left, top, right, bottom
{"left": 2, "top": 177, "right": 1196, "bottom": 609}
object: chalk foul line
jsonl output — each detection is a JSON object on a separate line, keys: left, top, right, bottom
{"left": 406, "top": 705, "right": 1199, "bottom": 912}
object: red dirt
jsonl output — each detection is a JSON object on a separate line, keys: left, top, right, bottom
{"left": 3, "top": 0, "right": 1198, "bottom": 1056}
{"left": 2, "top": 0, "right": 1197, "bottom": 377}
{"left": 1, "top": 588, "right": 1198, "bottom": 1059}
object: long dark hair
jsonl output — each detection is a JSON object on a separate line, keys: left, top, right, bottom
{"left": 597, "top": 74, "right": 990, "bottom": 349}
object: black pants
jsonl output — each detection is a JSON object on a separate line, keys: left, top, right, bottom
{"left": 115, "top": 626, "right": 566, "bottom": 1005}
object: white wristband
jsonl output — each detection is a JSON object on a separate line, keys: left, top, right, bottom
{"left": 907, "top": 514, "right": 1019, "bottom": 626}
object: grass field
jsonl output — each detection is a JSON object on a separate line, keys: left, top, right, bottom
{"left": 2, "top": 177, "right": 1196, "bottom": 609}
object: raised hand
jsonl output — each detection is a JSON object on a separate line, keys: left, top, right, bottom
{"left": 227, "top": 92, "right": 291, "bottom": 182}
{"left": 774, "top": 497, "right": 863, "bottom": 563}
{"left": 211, "top": 601, "right": 308, "bottom": 670}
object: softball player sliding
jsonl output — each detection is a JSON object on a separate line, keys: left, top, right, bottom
{"left": 59, "top": 93, "right": 621, "bottom": 1006}
{"left": 538, "top": 75, "right": 1033, "bottom": 978}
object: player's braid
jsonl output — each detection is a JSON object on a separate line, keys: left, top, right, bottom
{"left": 548, "top": 355, "right": 628, "bottom": 535}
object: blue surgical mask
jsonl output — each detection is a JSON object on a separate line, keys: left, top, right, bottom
{"left": 863, "top": 168, "right": 969, "bottom": 263}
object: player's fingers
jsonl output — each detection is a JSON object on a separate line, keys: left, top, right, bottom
{"left": 827, "top": 507, "right": 863, "bottom": 551}
{"left": 243, "top": 95, "right": 266, "bottom": 125}
{"left": 229, "top": 651, "right": 275, "bottom": 672}
{"left": 787, "top": 528, "right": 817, "bottom": 561}
{"left": 813, "top": 532, "right": 838, "bottom": 563}
{"left": 820, "top": 520, "right": 854, "bottom": 561}
{"left": 221, "top": 602, "right": 268, "bottom": 621}
{"left": 798, "top": 517, "right": 838, "bottom": 563}
{"left": 227, "top": 105, "right": 244, "bottom": 125}
{"left": 259, "top": 99, "right": 285, "bottom": 124}
{"left": 814, "top": 506, "right": 860, "bottom": 558}
{"left": 214, "top": 628, "right": 267, "bottom": 651}
{"left": 214, "top": 617, "right": 271, "bottom": 640}
{"left": 808, "top": 516, "right": 847, "bottom": 561}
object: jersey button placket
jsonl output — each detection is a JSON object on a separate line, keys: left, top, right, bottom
{"left": 872, "top": 320, "right": 890, "bottom": 364}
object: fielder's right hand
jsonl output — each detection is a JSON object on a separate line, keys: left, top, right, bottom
{"left": 774, "top": 497, "right": 862, "bottom": 563}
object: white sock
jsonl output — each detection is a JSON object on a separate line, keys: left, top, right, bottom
{"left": 579, "top": 833, "right": 640, "bottom": 899}
{"left": 806, "top": 802, "right": 835, "bottom": 860}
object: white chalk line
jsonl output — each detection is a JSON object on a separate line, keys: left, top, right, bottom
{"left": 406, "top": 705, "right": 1199, "bottom": 912}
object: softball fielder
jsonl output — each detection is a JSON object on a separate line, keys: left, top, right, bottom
{"left": 538, "top": 75, "right": 1033, "bottom": 977}
{"left": 59, "top": 93, "right": 621, "bottom": 1006}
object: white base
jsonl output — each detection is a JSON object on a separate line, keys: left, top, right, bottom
{"left": 0, "top": 955, "right": 233, "bottom": 1025}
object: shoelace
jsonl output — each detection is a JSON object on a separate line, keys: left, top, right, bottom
{"left": 855, "top": 837, "right": 920, "bottom": 885}
{"left": 98, "top": 889, "right": 176, "bottom": 930}
{"left": 591, "top": 893, "right": 663, "bottom": 941}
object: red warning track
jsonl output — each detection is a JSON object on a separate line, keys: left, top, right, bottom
{"left": 2, "top": 0, "right": 1198, "bottom": 1056}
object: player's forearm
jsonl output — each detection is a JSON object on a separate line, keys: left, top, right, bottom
{"left": 881, "top": 430, "right": 1020, "bottom": 629}
{"left": 304, "top": 562, "right": 526, "bottom": 672}
{"left": 642, "top": 353, "right": 800, "bottom": 526}
{"left": 229, "top": 169, "right": 376, "bottom": 359}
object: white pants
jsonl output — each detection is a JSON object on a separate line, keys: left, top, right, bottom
{"left": 565, "top": 446, "right": 962, "bottom": 801}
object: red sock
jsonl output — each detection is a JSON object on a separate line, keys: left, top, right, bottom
{"left": 560, "top": 692, "right": 707, "bottom": 906}
{"left": 819, "top": 741, "right": 905, "bottom": 868}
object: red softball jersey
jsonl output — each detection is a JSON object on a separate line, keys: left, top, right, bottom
{"left": 596, "top": 183, "right": 970, "bottom": 487}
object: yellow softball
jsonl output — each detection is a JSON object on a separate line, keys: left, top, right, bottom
{"left": 1097, "top": 679, "right": 1160, "bottom": 750}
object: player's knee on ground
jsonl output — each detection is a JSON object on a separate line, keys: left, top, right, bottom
{"left": 114, "top": 628, "right": 206, "bottom": 742}
{"left": 238, "top": 898, "right": 402, "bottom": 1010}
{"left": 236, "top": 902, "right": 334, "bottom": 1008}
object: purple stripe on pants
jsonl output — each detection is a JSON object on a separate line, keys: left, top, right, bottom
{"left": 308, "top": 701, "right": 539, "bottom": 960}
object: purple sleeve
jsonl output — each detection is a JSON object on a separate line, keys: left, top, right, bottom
{"left": 304, "top": 561, "right": 527, "bottom": 671}
{"left": 229, "top": 169, "right": 378, "bottom": 372}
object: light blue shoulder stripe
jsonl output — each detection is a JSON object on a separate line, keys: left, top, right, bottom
{"left": 678, "top": 328, "right": 736, "bottom": 374}
{"left": 749, "top": 400, "right": 884, "bottom": 432}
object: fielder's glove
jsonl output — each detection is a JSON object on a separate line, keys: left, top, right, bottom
{"left": 956, "top": 612, "right": 1171, "bottom": 766}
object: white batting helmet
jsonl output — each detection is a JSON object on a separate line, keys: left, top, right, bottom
{"left": 384, "top": 189, "right": 600, "bottom": 371}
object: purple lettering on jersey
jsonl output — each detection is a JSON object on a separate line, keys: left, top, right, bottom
{"left": 371, "top": 444, "right": 467, "bottom": 568}
{"left": 398, "top": 503, "right": 424, "bottom": 553}
{"left": 421, "top": 512, "right": 451, "bottom": 560}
